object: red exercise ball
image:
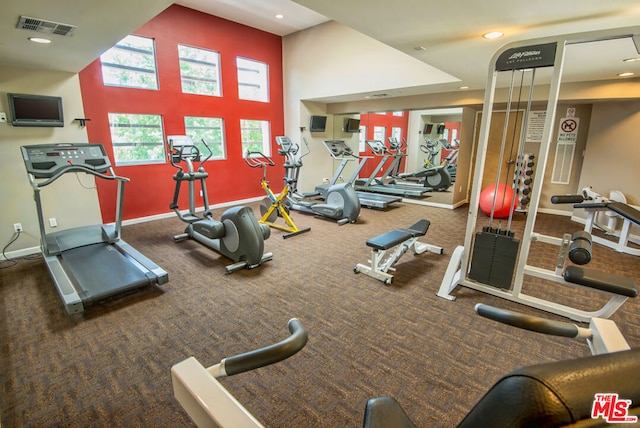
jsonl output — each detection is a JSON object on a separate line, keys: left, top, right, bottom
{"left": 479, "top": 183, "right": 515, "bottom": 218}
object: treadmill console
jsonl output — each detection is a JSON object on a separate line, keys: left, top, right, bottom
{"left": 322, "top": 140, "right": 353, "bottom": 158}
{"left": 21, "top": 143, "right": 112, "bottom": 178}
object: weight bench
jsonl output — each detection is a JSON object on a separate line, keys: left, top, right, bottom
{"left": 575, "top": 201, "right": 640, "bottom": 257}
{"left": 354, "top": 219, "right": 443, "bottom": 285}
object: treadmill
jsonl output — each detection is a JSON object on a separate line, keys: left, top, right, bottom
{"left": 355, "top": 140, "right": 431, "bottom": 198}
{"left": 21, "top": 143, "right": 169, "bottom": 315}
{"left": 316, "top": 140, "right": 402, "bottom": 209}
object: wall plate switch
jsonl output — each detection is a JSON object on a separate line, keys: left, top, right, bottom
{"left": 0, "top": 112, "right": 7, "bottom": 122}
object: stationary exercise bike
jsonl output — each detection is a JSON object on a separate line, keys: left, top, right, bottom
{"left": 167, "top": 136, "right": 272, "bottom": 273}
{"left": 276, "top": 136, "right": 360, "bottom": 226}
{"left": 244, "top": 149, "right": 311, "bottom": 239}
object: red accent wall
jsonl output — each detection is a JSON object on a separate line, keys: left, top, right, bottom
{"left": 78, "top": 5, "right": 284, "bottom": 222}
{"left": 358, "top": 112, "right": 409, "bottom": 179}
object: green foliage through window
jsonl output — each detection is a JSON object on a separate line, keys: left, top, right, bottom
{"left": 185, "top": 116, "right": 226, "bottom": 159}
{"left": 100, "top": 35, "right": 158, "bottom": 90}
{"left": 108, "top": 113, "right": 166, "bottom": 165}
{"left": 179, "top": 45, "right": 221, "bottom": 96}
{"left": 240, "top": 119, "right": 270, "bottom": 157}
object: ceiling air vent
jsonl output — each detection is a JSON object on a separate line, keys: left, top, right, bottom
{"left": 16, "top": 16, "right": 77, "bottom": 37}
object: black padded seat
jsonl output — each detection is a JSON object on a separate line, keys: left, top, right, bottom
{"left": 363, "top": 396, "right": 416, "bottom": 428}
{"left": 365, "top": 220, "right": 430, "bottom": 251}
{"left": 564, "top": 265, "right": 638, "bottom": 297}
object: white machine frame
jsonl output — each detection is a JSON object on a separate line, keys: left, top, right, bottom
{"left": 437, "top": 26, "right": 640, "bottom": 323}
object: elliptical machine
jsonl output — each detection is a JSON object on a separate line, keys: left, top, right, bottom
{"left": 418, "top": 138, "right": 452, "bottom": 191}
{"left": 167, "top": 136, "right": 272, "bottom": 273}
{"left": 276, "top": 136, "right": 360, "bottom": 226}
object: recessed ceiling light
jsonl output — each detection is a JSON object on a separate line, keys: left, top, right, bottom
{"left": 483, "top": 31, "right": 504, "bottom": 39}
{"left": 623, "top": 57, "right": 640, "bottom": 63}
{"left": 28, "top": 37, "right": 51, "bottom": 44}
{"left": 275, "top": 14, "right": 284, "bottom": 19}
{"left": 413, "top": 46, "right": 427, "bottom": 51}
{"left": 459, "top": 86, "right": 469, "bottom": 90}
{"left": 617, "top": 72, "right": 634, "bottom": 77}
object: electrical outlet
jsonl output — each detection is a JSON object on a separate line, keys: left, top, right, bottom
{"left": 49, "top": 218, "right": 58, "bottom": 227}
{"left": 13, "top": 223, "right": 23, "bottom": 233}
{"left": 0, "top": 112, "right": 7, "bottom": 123}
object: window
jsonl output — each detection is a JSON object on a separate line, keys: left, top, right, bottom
{"left": 100, "top": 35, "right": 158, "bottom": 90}
{"left": 179, "top": 45, "right": 221, "bottom": 96}
{"left": 359, "top": 126, "right": 367, "bottom": 152}
{"left": 185, "top": 116, "right": 226, "bottom": 159}
{"left": 236, "top": 58, "right": 269, "bottom": 102}
{"left": 551, "top": 142, "right": 575, "bottom": 184}
{"left": 108, "top": 113, "right": 165, "bottom": 165}
{"left": 392, "top": 111, "right": 404, "bottom": 117}
{"left": 391, "top": 127, "right": 402, "bottom": 142}
{"left": 240, "top": 119, "right": 270, "bottom": 156}
{"left": 373, "top": 126, "right": 386, "bottom": 142}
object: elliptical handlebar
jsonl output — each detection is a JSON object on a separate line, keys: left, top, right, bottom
{"left": 167, "top": 136, "right": 213, "bottom": 172}
{"left": 218, "top": 318, "right": 308, "bottom": 377}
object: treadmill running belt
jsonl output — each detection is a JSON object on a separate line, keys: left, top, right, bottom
{"left": 60, "top": 244, "right": 151, "bottom": 305}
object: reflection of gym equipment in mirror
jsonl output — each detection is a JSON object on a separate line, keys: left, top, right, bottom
{"left": 354, "top": 140, "right": 432, "bottom": 197}
{"left": 386, "top": 138, "right": 451, "bottom": 192}
{"left": 420, "top": 138, "right": 458, "bottom": 182}
{"left": 171, "top": 318, "right": 308, "bottom": 427}
{"left": 244, "top": 150, "right": 311, "bottom": 239}
{"left": 21, "top": 143, "right": 169, "bottom": 315}
{"left": 315, "top": 139, "right": 402, "bottom": 209}
{"left": 276, "top": 136, "right": 361, "bottom": 225}
{"left": 167, "top": 136, "right": 273, "bottom": 273}
{"left": 437, "top": 28, "right": 640, "bottom": 323}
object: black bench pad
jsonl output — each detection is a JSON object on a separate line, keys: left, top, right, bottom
{"left": 574, "top": 202, "right": 640, "bottom": 226}
{"left": 608, "top": 202, "right": 640, "bottom": 226}
{"left": 564, "top": 266, "right": 638, "bottom": 298}
{"left": 366, "top": 220, "right": 430, "bottom": 250}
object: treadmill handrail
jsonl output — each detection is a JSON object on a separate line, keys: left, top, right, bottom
{"left": 29, "top": 164, "right": 129, "bottom": 188}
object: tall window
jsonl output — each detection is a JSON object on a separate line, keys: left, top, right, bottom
{"left": 240, "top": 119, "right": 270, "bottom": 156}
{"left": 179, "top": 45, "right": 221, "bottom": 96}
{"left": 100, "top": 35, "right": 158, "bottom": 90}
{"left": 184, "top": 116, "right": 226, "bottom": 159}
{"left": 236, "top": 58, "right": 269, "bottom": 102}
{"left": 359, "top": 126, "right": 367, "bottom": 152}
{"left": 391, "top": 127, "right": 402, "bottom": 142}
{"left": 108, "top": 113, "right": 165, "bottom": 165}
{"left": 373, "top": 126, "right": 386, "bottom": 143}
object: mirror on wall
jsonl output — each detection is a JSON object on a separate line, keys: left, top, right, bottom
{"left": 333, "top": 108, "right": 463, "bottom": 208}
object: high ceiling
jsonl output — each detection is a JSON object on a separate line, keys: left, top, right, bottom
{"left": 1, "top": 0, "right": 639, "bottom": 102}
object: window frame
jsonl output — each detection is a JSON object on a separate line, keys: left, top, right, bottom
{"left": 240, "top": 119, "right": 271, "bottom": 157}
{"left": 184, "top": 116, "right": 226, "bottom": 160}
{"left": 236, "top": 57, "right": 269, "bottom": 103}
{"left": 100, "top": 35, "right": 159, "bottom": 90}
{"left": 178, "top": 44, "right": 222, "bottom": 97}
{"left": 108, "top": 112, "right": 166, "bottom": 166}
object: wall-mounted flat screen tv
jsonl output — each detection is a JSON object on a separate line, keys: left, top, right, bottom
{"left": 423, "top": 123, "right": 434, "bottom": 134}
{"left": 345, "top": 118, "right": 360, "bottom": 133}
{"left": 309, "top": 115, "right": 327, "bottom": 132}
{"left": 437, "top": 124, "right": 446, "bottom": 134}
{"left": 7, "top": 93, "right": 64, "bottom": 127}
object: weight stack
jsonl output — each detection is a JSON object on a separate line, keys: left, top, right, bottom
{"left": 468, "top": 227, "right": 520, "bottom": 290}
{"left": 514, "top": 153, "right": 535, "bottom": 211}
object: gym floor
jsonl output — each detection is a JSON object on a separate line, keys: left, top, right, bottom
{"left": 1, "top": 201, "right": 638, "bottom": 427}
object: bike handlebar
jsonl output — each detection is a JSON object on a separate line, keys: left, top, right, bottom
{"left": 221, "top": 318, "right": 308, "bottom": 376}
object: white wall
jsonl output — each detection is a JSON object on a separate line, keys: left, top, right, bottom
{"left": 0, "top": 66, "right": 100, "bottom": 256}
